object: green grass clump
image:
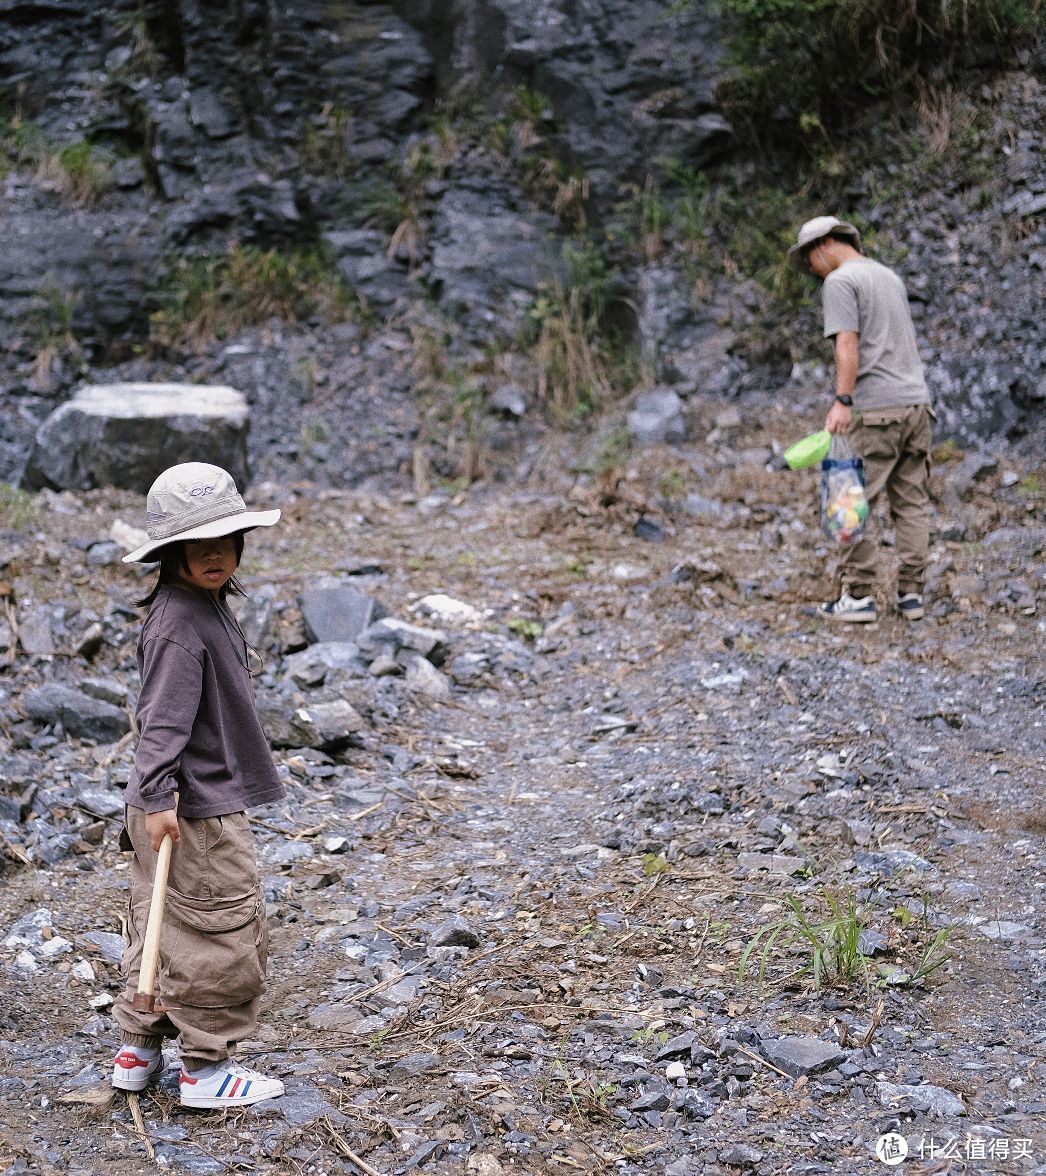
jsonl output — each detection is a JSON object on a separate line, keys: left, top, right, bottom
{"left": 0, "top": 482, "right": 41, "bottom": 530}
{"left": 526, "top": 242, "right": 643, "bottom": 423}
{"left": 739, "top": 889, "right": 871, "bottom": 991}
{"left": 150, "top": 244, "right": 356, "bottom": 352}
{"left": 0, "top": 119, "right": 112, "bottom": 204}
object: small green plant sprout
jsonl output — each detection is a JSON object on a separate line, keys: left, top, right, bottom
{"left": 893, "top": 904, "right": 915, "bottom": 928}
{"left": 642, "top": 852, "right": 670, "bottom": 878}
{"left": 299, "top": 103, "right": 352, "bottom": 179}
{"left": 659, "top": 467, "right": 687, "bottom": 499}
{"left": 299, "top": 417, "right": 332, "bottom": 458}
{"left": 631, "top": 1025, "right": 671, "bottom": 1047}
{"left": 739, "top": 889, "right": 870, "bottom": 991}
{"left": 545, "top": 1055, "right": 618, "bottom": 1121}
{"left": 367, "top": 1027, "right": 390, "bottom": 1053}
{"left": 907, "top": 927, "right": 953, "bottom": 984}
{"left": 507, "top": 617, "right": 543, "bottom": 641}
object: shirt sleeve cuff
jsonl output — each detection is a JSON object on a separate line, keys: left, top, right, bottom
{"left": 138, "top": 790, "right": 179, "bottom": 814}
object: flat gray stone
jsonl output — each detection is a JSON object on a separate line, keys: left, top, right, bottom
{"left": 402, "top": 654, "right": 451, "bottom": 700}
{"left": 22, "top": 684, "right": 131, "bottom": 743}
{"left": 427, "top": 916, "right": 482, "bottom": 950}
{"left": 300, "top": 584, "right": 383, "bottom": 644}
{"left": 82, "top": 931, "right": 126, "bottom": 964}
{"left": 759, "top": 1036, "right": 847, "bottom": 1078}
{"left": 877, "top": 1080, "right": 966, "bottom": 1118}
{"left": 4, "top": 909, "right": 55, "bottom": 948}
{"left": 363, "top": 617, "right": 448, "bottom": 662}
{"left": 284, "top": 641, "right": 368, "bottom": 687}
{"left": 307, "top": 1002, "right": 366, "bottom": 1032}
{"left": 627, "top": 387, "right": 687, "bottom": 444}
{"left": 718, "top": 1143, "right": 763, "bottom": 1166}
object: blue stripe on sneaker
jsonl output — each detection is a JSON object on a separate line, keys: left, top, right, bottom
{"left": 217, "top": 1073, "right": 234, "bottom": 1097}
{"left": 241, "top": 1081, "right": 251, "bottom": 1098}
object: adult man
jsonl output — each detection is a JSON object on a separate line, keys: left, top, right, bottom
{"left": 788, "top": 215, "right": 934, "bottom": 623}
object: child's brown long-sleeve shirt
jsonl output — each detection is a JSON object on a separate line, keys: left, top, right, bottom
{"left": 125, "top": 584, "right": 285, "bottom": 818}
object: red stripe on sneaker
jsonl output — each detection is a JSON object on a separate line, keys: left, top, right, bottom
{"left": 228, "top": 1078, "right": 242, "bottom": 1098}
{"left": 116, "top": 1053, "right": 151, "bottom": 1071}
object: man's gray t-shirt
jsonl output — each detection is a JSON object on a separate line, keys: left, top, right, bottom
{"left": 822, "top": 257, "right": 930, "bottom": 411}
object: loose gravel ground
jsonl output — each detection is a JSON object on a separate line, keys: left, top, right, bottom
{"left": 0, "top": 428, "right": 1043, "bottom": 1176}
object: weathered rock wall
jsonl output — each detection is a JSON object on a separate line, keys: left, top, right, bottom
{"left": 0, "top": 2, "right": 1042, "bottom": 488}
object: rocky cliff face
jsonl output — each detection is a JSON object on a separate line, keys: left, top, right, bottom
{"left": 0, "top": 1, "right": 1042, "bottom": 488}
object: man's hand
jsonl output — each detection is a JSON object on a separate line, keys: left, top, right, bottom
{"left": 145, "top": 807, "right": 180, "bottom": 852}
{"left": 825, "top": 400, "right": 853, "bottom": 435}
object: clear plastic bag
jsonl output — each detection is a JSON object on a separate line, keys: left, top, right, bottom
{"left": 821, "top": 434, "right": 869, "bottom": 544}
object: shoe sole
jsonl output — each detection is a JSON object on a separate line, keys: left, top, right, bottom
{"left": 112, "top": 1062, "right": 165, "bottom": 1092}
{"left": 818, "top": 609, "right": 877, "bottom": 623}
{"left": 181, "top": 1090, "right": 283, "bottom": 1109}
{"left": 898, "top": 607, "right": 924, "bottom": 620}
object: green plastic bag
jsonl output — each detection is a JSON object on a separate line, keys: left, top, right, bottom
{"left": 782, "top": 429, "right": 831, "bottom": 470}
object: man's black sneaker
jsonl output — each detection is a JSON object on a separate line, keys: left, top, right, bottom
{"left": 818, "top": 592, "right": 877, "bottom": 623}
{"left": 897, "top": 592, "right": 924, "bottom": 620}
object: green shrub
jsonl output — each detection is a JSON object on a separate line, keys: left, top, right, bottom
{"left": 718, "top": 0, "right": 1044, "bottom": 151}
{"left": 299, "top": 105, "right": 353, "bottom": 179}
{"left": 0, "top": 117, "right": 49, "bottom": 170}
{"left": 150, "top": 244, "right": 355, "bottom": 352}
{"left": 0, "top": 121, "right": 111, "bottom": 203}
{"left": 55, "top": 141, "right": 112, "bottom": 204}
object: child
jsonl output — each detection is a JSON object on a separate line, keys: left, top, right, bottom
{"left": 111, "top": 461, "right": 286, "bottom": 1108}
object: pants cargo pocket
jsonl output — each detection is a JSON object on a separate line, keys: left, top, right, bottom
{"left": 161, "top": 887, "right": 266, "bottom": 1008}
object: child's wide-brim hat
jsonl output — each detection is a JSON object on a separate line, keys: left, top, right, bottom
{"left": 122, "top": 462, "right": 281, "bottom": 563}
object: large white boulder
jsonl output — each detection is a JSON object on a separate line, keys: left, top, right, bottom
{"left": 23, "top": 383, "right": 251, "bottom": 492}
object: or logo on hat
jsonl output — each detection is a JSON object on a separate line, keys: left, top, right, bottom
{"left": 190, "top": 483, "right": 216, "bottom": 497}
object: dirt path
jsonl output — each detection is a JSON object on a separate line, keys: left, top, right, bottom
{"left": 0, "top": 459, "right": 1043, "bottom": 1175}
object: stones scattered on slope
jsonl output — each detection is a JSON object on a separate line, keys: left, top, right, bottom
{"left": 0, "top": 472, "right": 1042, "bottom": 1172}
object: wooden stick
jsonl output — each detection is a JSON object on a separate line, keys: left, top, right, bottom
{"left": 126, "top": 1093, "right": 155, "bottom": 1160}
{"left": 323, "top": 1118, "right": 386, "bottom": 1175}
{"left": 132, "top": 818, "right": 176, "bottom": 1012}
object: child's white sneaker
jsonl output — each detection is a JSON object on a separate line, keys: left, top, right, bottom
{"left": 112, "top": 1046, "right": 165, "bottom": 1092}
{"left": 179, "top": 1060, "right": 284, "bottom": 1108}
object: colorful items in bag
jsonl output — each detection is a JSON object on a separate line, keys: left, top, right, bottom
{"left": 821, "top": 436, "right": 869, "bottom": 545}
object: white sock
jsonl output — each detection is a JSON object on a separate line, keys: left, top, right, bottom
{"left": 121, "top": 1042, "right": 159, "bottom": 1060}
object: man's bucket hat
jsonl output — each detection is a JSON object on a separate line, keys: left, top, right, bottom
{"left": 122, "top": 462, "right": 281, "bottom": 563}
{"left": 787, "top": 215, "right": 861, "bottom": 271}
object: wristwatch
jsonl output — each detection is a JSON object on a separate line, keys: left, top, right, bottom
{"left": 834, "top": 394, "right": 854, "bottom": 407}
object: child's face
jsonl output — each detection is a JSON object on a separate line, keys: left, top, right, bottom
{"left": 180, "top": 535, "right": 240, "bottom": 594}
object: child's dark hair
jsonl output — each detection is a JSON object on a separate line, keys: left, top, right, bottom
{"left": 135, "top": 533, "right": 247, "bottom": 608}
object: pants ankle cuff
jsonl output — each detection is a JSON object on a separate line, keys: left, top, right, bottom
{"left": 122, "top": 1033, "right": 163, "bottom": 1050}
